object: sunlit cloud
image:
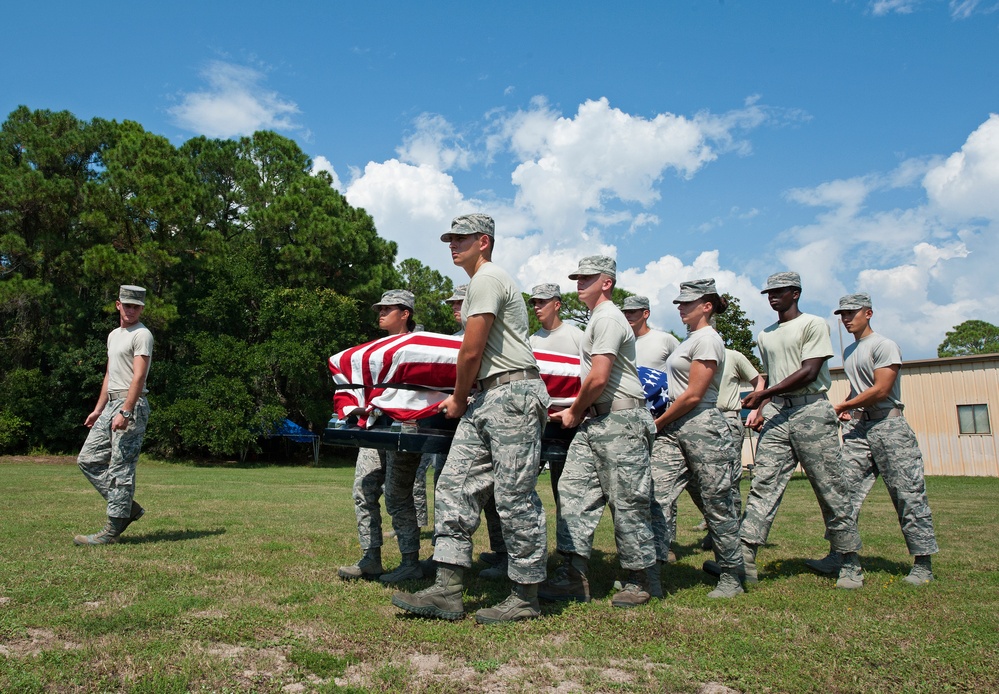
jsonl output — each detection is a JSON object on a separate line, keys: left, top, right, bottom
{"left": 169, "top": 61, "right": 300, "bottom": 138}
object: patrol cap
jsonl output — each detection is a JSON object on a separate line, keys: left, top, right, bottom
{"left": 568, "top": 255, "right": 617, "bottom": 280}
{"left": 440, "top": 213, "right": 495, "bottom": 241}
{"left": 834, "top": 293, "right": 873, "bottom": 314}
{"left": 674, "top": 278, "right": 719, "bottom": 303}
{"left": 118, "top": 285, "right": 146, "bottom": 306}
{"left": 444, "top": 284, "right": 467, "bottom": 303}
{"left": 530, "top": 283, "right": 561, "bottom": 301}
{"left": 760, "top": 271, "right": 802, "bottom": 293}
{"left": 622, "top": 295, "right": 650, "bottom": 311}
{"left": 372, "top": 289, "right": 415, "bottom": 311}
{"left": 674, "top": 278, "right": 728, "bottom": 313}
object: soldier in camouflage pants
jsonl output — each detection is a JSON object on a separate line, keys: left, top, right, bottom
{"left": 432, "top": 378, "right": 550, "bottom": 584}
{"left": 555, "top": 408, "right": 657, "bottom": 572}
{"left": 736, "top": 272, "right": 863, "bottom": 589}
{"left": 805, "top": 292, "right": 938, "bottom": 585}
{"left": 339, "top": 289, "right": 427, "bottom": 583}
{"left": 74, "top": 284, "right": 153, "bottom": 546}
{"left": 348, "top": 448, "right": 424, "bottom": 562}
{"left": 541, "top": 256, "right": 657, "bottom": 608}
{"left": 78, "top": 396, "right": 150, "bottom": 521}
{"left": 841, "top": 416, "right": 938, "bottom": 558}
{"left": 652, "top": 279, "right": 745, "bottom": 598}
{"left": 740, "top": 398, "right": 861, "bottom": 554}
{"left": 392, "top": 213, "right": 549, "bottom": 623}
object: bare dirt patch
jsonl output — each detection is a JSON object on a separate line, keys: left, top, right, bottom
{"left": 0, "top": 628, "right": 82, "bottom": 658}
{"left": 0, "top": 455, "right": 77, "bottom": 466}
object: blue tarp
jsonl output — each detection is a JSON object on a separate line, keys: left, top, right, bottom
{"left": 269, "top": 418, "right": 319, "bottom": 443}
{"left": 265, "top": 418, "right": 320, "bottom": 464}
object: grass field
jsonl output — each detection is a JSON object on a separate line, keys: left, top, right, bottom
{"left": 1, "top": 453, "right": 997, "bottom": 693}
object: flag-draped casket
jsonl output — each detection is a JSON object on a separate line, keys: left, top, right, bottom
{"left": 328, "top": 332, "right": 581, "bottom": 427}
{"left": 327, "top": 332, "right": 669, "bottom": 429}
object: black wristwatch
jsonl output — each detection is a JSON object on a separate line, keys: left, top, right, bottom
{"left": 120, "top": 410, "right": 133, "bottom": 421}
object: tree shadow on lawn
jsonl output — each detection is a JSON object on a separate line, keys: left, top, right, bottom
{"left": 119, "top": 527, "right": 227, "bottom": 544}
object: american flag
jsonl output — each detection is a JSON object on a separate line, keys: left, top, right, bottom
{"left": 328, "top": 332, "right": 581, "bottom": 428}
{"left": 638, "top": 366, "right": 669, "bottom": 416}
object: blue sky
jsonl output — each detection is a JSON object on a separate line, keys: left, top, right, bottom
{"left": 4, "top": 1, "right": 999, "bottom": 360}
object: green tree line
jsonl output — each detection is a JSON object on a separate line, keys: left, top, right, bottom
{"left": 0, "top": 106, "right": 457, "bottom": 457}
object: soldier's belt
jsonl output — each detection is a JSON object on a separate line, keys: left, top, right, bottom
{"left": 775, "top": 393, "right": 827, "bottom": 408}
{"left": 477, "top": 367, "right": 540, "bottom": 392}
{"left": 859, "top": 407, "right": 903, "bottom": 421}
{"left": 108, "top": 390, "right": 129, "bottom": 400}
{"left": 587, "top": 397, "right": 646, "bottom": 418}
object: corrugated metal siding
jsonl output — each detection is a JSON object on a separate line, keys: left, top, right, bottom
{"left": 831, "top": 355, "right": 999, "bottom": 477}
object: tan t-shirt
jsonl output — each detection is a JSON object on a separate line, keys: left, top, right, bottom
{"left": 843, "top": 332, "right": 903, "bottom": 409}
{"left": 107, "top": 323, "right": 154, "bottom": 393}
{"left": 717, "top": 349, "right": 760, "bottom": 412}
{"left": 665, "top": 326, "right": 725, "bottom": 405}
{"left": 581, "top": 300, "right": 643, "bottom": 405}
{"left": 757, "top": 313, "right": 833, "bottom": 396}
{"left": 461, "top": 262, "right": 537, "bottom": 380}
{"left": 635, "top": 329, "right": 680, "bottom": 370}
{"left": 530, "top": 322, "right": 585, "bottom": 357}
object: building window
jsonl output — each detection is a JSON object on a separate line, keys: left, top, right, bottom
{"left": 957, "top": 404, "right": 991, "bottom": 435}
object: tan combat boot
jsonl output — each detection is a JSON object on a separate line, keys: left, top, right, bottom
{"left": 474, "top": 582, "right": 541, "bottom": 624}
{"left": 707, "top": 571, "right": 745, "bottom": 599}
{"left": 338, "top": 548, "right": 383, "bottom": 580}
{"left": 611, "top": 569, "right": 651, "bottom": 608}
{"left": 74, "top": 516, "right": 129, "bottom": 546}
{"left": 379, "top": 552, "right": 425, "bottom": 583}
{"left": 391, "top": 564, "right": 465, "bottom": 620}
{"left": 538, "top": 554, "right": 590, "bottom": 603}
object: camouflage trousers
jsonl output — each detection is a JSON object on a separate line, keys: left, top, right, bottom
{"left": 721, "top": 410, "right": 746, "bottom": 517}
{"left": 424, "top": 452, "right": 505, "bottom": 553}
{"left": 433, "top": 379, "right": 549, "bottom": 584}
{"left": 649, "top": 433, "right": 687, "bottom": 562}
{"left": 741, "top": 399, "right": 861, "bottom": 552}
{"left": 842, "top": 415, "right": 939, "bottom": 556}
{"left": 556, "top": 407, "right": 656, "bottom": 571}
{"left": 413, "top": 453, "right": 437, "bottom": 527}
{"left": 352, "top": 447, "right": 422, "bottom": 554}
{"left": 654, "top": 406, "right": 744, "bottom": 571}
{"left": 77, "top": 396, "right": 149, "bottom": 518}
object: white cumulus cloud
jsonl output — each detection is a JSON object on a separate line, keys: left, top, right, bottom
{"left": 169, "top": 61, "right": 300, "bottom": 138}
{"left": 310, "top": 155, "right": 342, "bottom": 191}
{"left": 396, "top": 113, "right": 474, "bottom": 171}
{"left": 344, "top": 159, "right": 468, "bottom": 268}
{"left": 923, "top": 113, "right": 999, "bottom": 221}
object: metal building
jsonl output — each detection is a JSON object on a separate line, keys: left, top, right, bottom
{"left": 828, "top": 353, "right": 999, "bottom": 477}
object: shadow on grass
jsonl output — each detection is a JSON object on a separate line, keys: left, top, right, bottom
{"left": 120, "top": 527, "right": 227, "bottom": 544}
{"left": 770, "top": 554, "right": 911, "bottom": 580}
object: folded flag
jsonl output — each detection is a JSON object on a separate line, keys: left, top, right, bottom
{"left": 638, "top": 366, "right": 669, "bottom": 416}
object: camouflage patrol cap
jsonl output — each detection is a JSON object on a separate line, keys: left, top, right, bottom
{"left": 372, "top": 289, "right": 415, "bottom": 311}
{"left": 440, "top": 213, "right": 495, "bottom": 241}
{"left": 444, "top": 284, "right": 468, "bottom": 303}
{"left": 568, "top": 255, "right": 617, "bottom": 280}
{"left": 118, "top": 285, "right": 146, "bottom": 306}
{"left": 834, "top": 293, "right": 873, "bottom": 314}
{"left": 760, "top": 271, "right": 802, "bottom": 293}
{"left": 622, "top": 295, "right": 650, "bottom": 311}
{"left": 674, "top": 278, "right": 719, "bottom": 303}
{"left": 530, "top": 283, "right": 561, "bottom": 300}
